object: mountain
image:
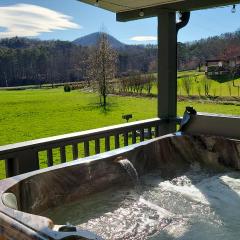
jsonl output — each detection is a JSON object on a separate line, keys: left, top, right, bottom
{"left": 73, "top": 32, "right": 126, "bottom": 49}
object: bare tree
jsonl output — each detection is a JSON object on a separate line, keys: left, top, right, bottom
{"left": 227, "top": 81, "right": 232, "bottom": 96}
{"left": 197, "top": 83, "right": 202, "bottom": 97}
{"left": 182, "top": 76, "right": 193, "bottom": 96}
{"left": 201, "top": 76, "right": 212, "bottom": 97}
{"left": 87, "top": 32, "right": 118, "bottom": 108}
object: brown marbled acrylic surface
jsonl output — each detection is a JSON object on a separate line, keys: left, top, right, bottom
{"left": 0, "top": 134, "right": 239, "bottom": 239}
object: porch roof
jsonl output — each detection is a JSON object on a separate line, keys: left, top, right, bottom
{"left": 78, "top": 0, "right": 240, "bottom": 21}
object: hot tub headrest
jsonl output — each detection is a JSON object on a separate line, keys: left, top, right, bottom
{"left": 2, "top": 192, "right": 18, "bottom": 210}
{"left": 53, "top": 224, "right": 104, "bottom": 240}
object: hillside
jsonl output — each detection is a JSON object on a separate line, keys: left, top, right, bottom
{"left": 1, "top": 30, "right": 240, "bottom": 87}
{"left": 178, "top": 30, "right": 240, "bottom": 69}
{"left": 73, "top": 32, "right": 126, "bottom": 49}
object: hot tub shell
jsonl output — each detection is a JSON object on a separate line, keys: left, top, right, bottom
{"left": 0, "top": 132, "right": 240, "bottom": 240}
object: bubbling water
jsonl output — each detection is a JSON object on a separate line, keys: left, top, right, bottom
{"left": 118, "top": 159, "right": 139, "bottom": 182}
{"left": 42, "top": 166, "right": 240, "bottom": 240}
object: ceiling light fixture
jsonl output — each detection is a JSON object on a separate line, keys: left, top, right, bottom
{"left": 94, "top": 0, "right": 100, "bottom": 7}
{"left": 231, "top": 4, "right": 236, "bottom": 13}
{"left": 139, "top": 9, "right": 144, "bottom": 17}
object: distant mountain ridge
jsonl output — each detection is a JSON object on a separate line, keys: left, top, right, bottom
{"left": 73, "top": 32, "right": 126, "bottom": 49}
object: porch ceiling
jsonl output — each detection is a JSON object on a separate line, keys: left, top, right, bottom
{"left": 78, "top": 0, "right": 239, "bottom": 12}
{"left": 78, "top": 0, "right": 240, "bottom": 21}
{"left": 78, "top": 0, "right": 185, "bottom": 12}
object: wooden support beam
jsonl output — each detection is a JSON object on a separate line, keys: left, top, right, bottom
{"left": 116, "top": 8, "right": 166, "bottom": 22}
{"left": 158, "top": 11, "right": 177, "bottom": 134}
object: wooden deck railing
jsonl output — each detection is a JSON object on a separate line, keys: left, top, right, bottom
{"left": 0, "top": 118, "right": 181, "bottom": 178}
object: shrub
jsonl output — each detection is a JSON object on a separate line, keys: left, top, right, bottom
{"left": 64, "top": 84, "right": 71, "bottom": 92}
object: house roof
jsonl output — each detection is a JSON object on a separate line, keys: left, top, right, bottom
{"left": 230, "top": 55, "right": 240, "bottom": 59}
{"left": 206, "top": 59, "right": 226, "bottom": 62}
{"left": 78, "top": 0, "right": 240, "bottom": 21}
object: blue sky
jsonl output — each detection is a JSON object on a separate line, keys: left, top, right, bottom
{"left": 0, "top": 0, "right": 239, "bottom": 44}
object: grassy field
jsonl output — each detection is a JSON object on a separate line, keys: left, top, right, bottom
{"left": 0, "top": 88, "right": 240, "bottom": 179}
{"left": 147, "top": 71, "right": 240, "bottom": 97}
{"left": 177, "top": 72, "right": 240, "bottom": 97}
{"left": 1, "top": 88, "right": 240, "bottom": 145}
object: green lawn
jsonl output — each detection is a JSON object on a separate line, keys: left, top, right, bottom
{"left": 142, "top": 71, "right": 240, "bottom": 97}
{"left": 177, "top": 75, "right": 240, "bottom": 97}
{"left": 0, "top": 88, "right": 240, "bottom": 179}
{"left": 0, "top": 89, "right": 157, "bottom": 146}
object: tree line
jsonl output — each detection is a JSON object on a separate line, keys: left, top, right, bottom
{"left": 0, "top": 37, "right": 157, "bottom": 87}
{"left": 0, "top": 39, "right": 89, "bottom": 87}
{"left": 178, "top": 30, "right": 240, "bottom": 70}
{"left": 1, "top": 29, "right": 240, "bottom": 87}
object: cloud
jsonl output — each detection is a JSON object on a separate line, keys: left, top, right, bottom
{"left": 0, "top": 4, "right": 81, "bottom": 38}
{"left": 130, "top": 36, "right": 157, "bottom": 42}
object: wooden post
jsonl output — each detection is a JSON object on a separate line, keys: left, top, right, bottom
{"left": 114, "top": 134, "right": 120, "bottom": 149}
{"left": 5, "top": 150, "right": 39, "bottom": 178}
{"left": 60, "top": 146, "right": 66, "bottom": 163}
{"left": 84, "top": 141, "right": 90, "bottom": 157}
{"left": 158, "top": 11, "right": 177, "bottom": 135}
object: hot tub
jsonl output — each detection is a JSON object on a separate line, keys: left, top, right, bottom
{"left": 0, "top": 113, "right": 240, "bottom": 240}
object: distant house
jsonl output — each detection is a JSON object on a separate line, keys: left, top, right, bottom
{"left": 205, "top": 59, "right": 229, "bottom": 76}
{"left": 205, "top": 59, "right": 226, "bottom": 67}
{"left": 229, "top": 56, "right": 240, "bottom": 68}
{"left": 205, "top": 56, "right": 240, "bottom": 77}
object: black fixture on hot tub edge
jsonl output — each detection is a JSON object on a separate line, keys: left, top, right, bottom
{"left": 0, "top": 111, "right": 240, "bottom": 240}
